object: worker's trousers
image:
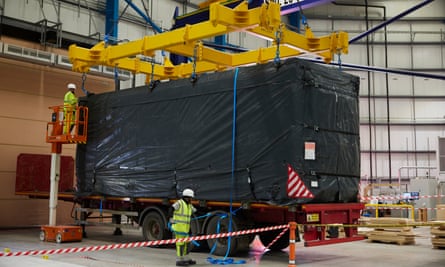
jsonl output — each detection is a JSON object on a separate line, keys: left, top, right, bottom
{"left": 175, "top": 232, "right": 189, "bottom": 259}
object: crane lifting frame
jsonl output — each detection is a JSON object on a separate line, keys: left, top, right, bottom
{"left": 68, "top": 1, "right": 348, "bottom": 82}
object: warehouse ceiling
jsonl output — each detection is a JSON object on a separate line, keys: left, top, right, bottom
{"left": 0, "top": 0, "right": 442, "bottom": 50}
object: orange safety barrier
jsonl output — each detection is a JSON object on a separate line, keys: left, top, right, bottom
{"left": 288, "top": 222, "right": 297, "bottom": 267}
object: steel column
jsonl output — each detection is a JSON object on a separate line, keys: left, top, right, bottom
{"left": 105, "top": 0, "right": 119, "bottom": 44}
{"left": 124, "top": 0, "right": 162, "bottom": 33}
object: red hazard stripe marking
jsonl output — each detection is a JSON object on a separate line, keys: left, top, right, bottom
{"left": 287, "top": 164, "right": 314, "bottom": 198}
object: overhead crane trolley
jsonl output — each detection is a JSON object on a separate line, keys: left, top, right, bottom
{"left": 68, "top": 1, "right": 349, "bottom": 82}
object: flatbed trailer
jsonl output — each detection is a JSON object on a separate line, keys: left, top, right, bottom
{"left": 17, "top": 180, "right": 364, "bottom": 255}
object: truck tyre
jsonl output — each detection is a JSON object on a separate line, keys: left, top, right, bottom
{"left": 205, "top": 215, "right": 238, "bottom": 256}
{"left": 189, "top": 215, "right": 207, "bottom": 252}
{"left": 142, "top": 211, "right": 170, "bottom": 242}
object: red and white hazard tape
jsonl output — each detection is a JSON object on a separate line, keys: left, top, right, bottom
{"left": 361, "top": 194, "right": 445, "bottom": 201}
{"left": 0, "top": 224, "right": 288, "bottom": 257}
{"left": 264, "top": 227, "right": 289, "bottom": 251}
{"left": 365, "top": 206, "right": 445, "bottom": 211}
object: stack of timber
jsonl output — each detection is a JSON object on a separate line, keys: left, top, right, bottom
{"left": 431, "top": 223, "right": 445, "bottom": 249}
{"left": 367, "top": 218, "right": 416, "bottom": 245}
{"left": 358, "top": 217, "right": 372, "bottom": 238}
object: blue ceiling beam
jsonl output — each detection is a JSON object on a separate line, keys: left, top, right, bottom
{"left": 124, "top": 0, "right": 163, "bottom": 33}
{"left": 349, "top": 0, "right": 435, "bottom": 44}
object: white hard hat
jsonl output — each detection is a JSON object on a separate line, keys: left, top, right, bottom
{"left": 67, "top": 83, "right": 76, "bottom": 90}
{"left": 182, "top": 188, "right": 194, "bottom": 198}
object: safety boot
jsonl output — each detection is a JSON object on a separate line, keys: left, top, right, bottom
{"left": 176, "top": 260, "right": 189, "bottom": 266}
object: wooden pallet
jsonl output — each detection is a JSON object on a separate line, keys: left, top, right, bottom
{"left": 431, "top": 222, "right": 445, "bottom": 249}
{"left": 366, "top": 218, "right": 416, "bottom": 245}
{"left": 368, "top": 229, "right": 416, "bottom": 245}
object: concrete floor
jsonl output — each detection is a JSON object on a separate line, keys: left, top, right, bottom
{"left": 0, "top": 226, "right": 444, "bottom": 267}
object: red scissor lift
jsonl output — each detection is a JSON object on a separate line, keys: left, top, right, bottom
{"left": 40, "top": 105, "right": 88, "bottom": 243}
{"left": 46, "top": 105, "right": 88, "bottom": 144}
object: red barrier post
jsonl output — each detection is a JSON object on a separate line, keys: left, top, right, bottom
{"left": 288, "top": 222, "right": 297, "bottom": 267}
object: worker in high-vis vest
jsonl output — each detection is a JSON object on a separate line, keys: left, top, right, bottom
{"left": 171, "top": 188, "right": 197, "bottom": 266}
{"left": 64, "top": 83, "right": 78, "bottom": 134}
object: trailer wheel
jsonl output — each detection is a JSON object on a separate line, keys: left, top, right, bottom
{"left": 142, "top": 211, "right": 170, "bottom": 242}
{"left": 189, "top": 215, "right": 207, "bottom": 252}
{"left": 39, "top": 230, "right": 46, "bottom": 241}
{"left": 205, "top": 215, "right": 238, "bottom": 256}
{"left": 56, "top": 233, "right": 63, "bottom": 243}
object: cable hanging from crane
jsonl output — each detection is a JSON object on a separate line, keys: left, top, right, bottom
{"left": 274, "top": 24, "right": 283, "bottom": 67}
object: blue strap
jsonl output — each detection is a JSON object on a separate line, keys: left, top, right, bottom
{"left": 207, "top": 68, "right": 245, "bottom": 265}
{"left": 302, "top": 15, "right": 307, "bottom": 26}
{"left": 207, "top": 257, "right": 246, "bottom": 265}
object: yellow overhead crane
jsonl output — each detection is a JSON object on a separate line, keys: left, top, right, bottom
{"left": 68, "top": 1, "right": 348, "bottom": 83}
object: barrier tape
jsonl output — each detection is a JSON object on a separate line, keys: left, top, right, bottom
{"left": 361, "top": 194, "right": 445, "bottom": 201}
{"left": 365, "top": 206, "right": 445, "bottom": 211}
{"left": 0, "top": 224, "right": 288, "bottom": 257}
{"left": 304, "top": 221, "right": 445, "bottom": 228}
{"left": 264, "top": 227, "right": 289, "bottom": 251}
{"left": 2, "top": 221, "right": 444, "bottom": 257}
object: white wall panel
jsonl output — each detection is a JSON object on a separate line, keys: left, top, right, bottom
{"left": 414, "top": 127, "right": 444, "bottom": 150}
{"left": 381, "top": 0, "right": 445, "bottom": 17}
{"left": 388, "top": 126, "right": 416, "bottom": 151}
{"left": 388, "top": 99, "right": 414, "bottom": 120}
{"left": 385, "top": 45, "right": 413, "bottom": 68}
{"left": 386, "top": 74, "right": 413, "bottom": 96}
{"left": 4, "top": 1, "right": 43, "bottom": 23}
{"left": 59, "top": 7, "right": 98, "bottom": 36}
{"left": 342, "top": 45, "right": 368, "bottom": 65}
{"left": 413, "top": 46, "right": 443, "bottom": 69}
{"left": 415, "top": 100, "right": 445, "bottom": 120}
{"left": 414, "top": 75, "right": 445, "bottom": 95}
{"left": 359, "top": 98, "right": 373, "bottom": 119}
{"left": 374, "top": 23, "right": 411, "bottom": 43}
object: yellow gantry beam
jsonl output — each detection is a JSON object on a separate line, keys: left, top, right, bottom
{"left": 68, "top": 1, "right": 348, "bottom": 82}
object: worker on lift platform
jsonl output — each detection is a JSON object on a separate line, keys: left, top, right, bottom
{"left": 171, "top": 188, "right": 197, "bottom": 266}
{"left": 64, "top": 83, "right": 78, "bottom": 134}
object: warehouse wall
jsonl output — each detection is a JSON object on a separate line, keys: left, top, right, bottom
{"left": 0, "top": 37, "right": 114, "bottom": 227}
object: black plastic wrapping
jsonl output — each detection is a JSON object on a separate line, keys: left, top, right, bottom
{"left": 76, "top": 58, "right": 360, "bottom": 205}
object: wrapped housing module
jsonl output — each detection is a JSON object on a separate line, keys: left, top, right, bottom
{"left": 76, "top": 58, "right": 360, "bottom": 205}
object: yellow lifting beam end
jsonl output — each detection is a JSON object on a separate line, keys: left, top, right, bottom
{"left": 68, "top": 1, "right": 349, "bottom": 82}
